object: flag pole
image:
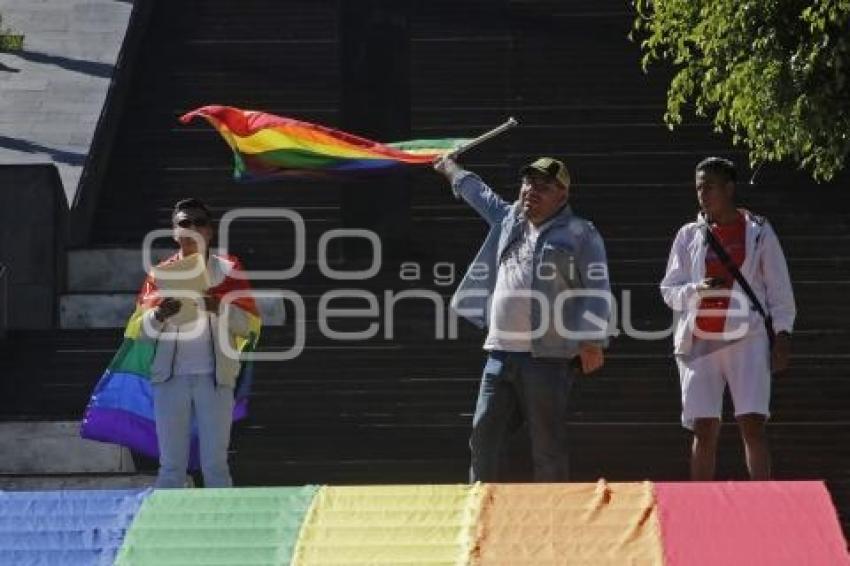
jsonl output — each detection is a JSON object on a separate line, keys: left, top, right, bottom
{"left": 447, "top": 117, "right": 518, "bottom": 158}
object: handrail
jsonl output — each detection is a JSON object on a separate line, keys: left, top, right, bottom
{"left": 69, "top": 0, "right": 155, "bottom": 246}
{"left": 0, "top": 262, "right": 8, "bottom": 341}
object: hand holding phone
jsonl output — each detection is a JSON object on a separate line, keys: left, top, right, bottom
{"left": 697, "top": 276, "right": 727, "bottom": 297}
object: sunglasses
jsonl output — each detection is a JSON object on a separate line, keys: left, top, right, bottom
{"left": 176, "top": 217, "right": 211, "bottom": 228}
{"left": 522, "top": 174, "right": 558, "bottom": 190}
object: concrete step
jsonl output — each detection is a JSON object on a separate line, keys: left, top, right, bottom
{"left": 67, "top": 248, "right": 174, "bottom": 293}
{"left": 59, "top": 292, "right": 286, "bottom": 328}
{"left": 68, "top": 247, "right": 321, "bottom": 293}
{"left": 0, "top": 421, "right": 134, "bottom": 474}
{"left": 65, "top": 247, "right": 286, "bottom": 328}
{"left": 0, "top": 474, "right": 155, "bottom": 490}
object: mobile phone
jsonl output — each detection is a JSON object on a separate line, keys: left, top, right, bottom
{"left": 570, "top": 355, "right": 584, "bottom": 376}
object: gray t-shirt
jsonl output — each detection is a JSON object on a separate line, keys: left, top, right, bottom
{"left": 173, "top": 309, "right": 215, "bottom": 376}
{"left": 484, "top": 219, "right": 548, "bottom": 352}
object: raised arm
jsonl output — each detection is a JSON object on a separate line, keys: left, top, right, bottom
{"left": 434, "top": 157, "right": 510, "bottom": 226}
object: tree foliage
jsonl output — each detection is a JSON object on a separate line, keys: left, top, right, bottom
{"left": 633, "top": 0, "right": 850, "bottom": 181}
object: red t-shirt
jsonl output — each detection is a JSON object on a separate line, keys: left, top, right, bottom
{"left": 695, "top": 213, "right": 747, "bottom": 335}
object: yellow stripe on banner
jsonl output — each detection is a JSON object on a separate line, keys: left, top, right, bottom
{"left": 471, "top": 481, "right": 664, "bottom": 566}
{"left": 292, "top": 484, "right": 484, "bottom": 566}
{"left": 233, "top": 310, "right": 263, "bottom": 353}
{"left": 247, "top": 310, "right": 262, "bottom": 334}
{"left": 123, "top": 305, "right": 147, "bottom": 340}
{"left": 230, "top": 127, "right": 387, "bottom": 160}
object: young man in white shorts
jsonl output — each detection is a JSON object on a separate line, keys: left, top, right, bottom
{"left": 660, "top": 157, "right": 796, "bottom": 480}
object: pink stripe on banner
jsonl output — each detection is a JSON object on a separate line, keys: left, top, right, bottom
{"left": 654, "top": 481, "right": 849, "bottom": 566}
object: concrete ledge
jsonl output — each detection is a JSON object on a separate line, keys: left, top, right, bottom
{"left": 68, "top": 248, "right": 173, "bottom": 292}
{"left": 60, "top": 293, "right": 286, "bottom": 328}
{"left": 0, "top": 0, "right": 135, "bottom": 203}
{"left": 0, "top": 165, "right": 67, "bottom": 330}
{"left": 59, "top": 292, "right": 135, "bottom": 328}
{"left": 0, "top": 421, "right": 135, "bottom": 474}
{"left": 0, "top": 474, "right": 155, "bottom": 490}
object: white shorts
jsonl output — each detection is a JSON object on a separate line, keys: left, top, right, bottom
{"left": 675, "top": 332, "right": 771, "bottom": 430}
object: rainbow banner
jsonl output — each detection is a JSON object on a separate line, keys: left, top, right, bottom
{"left": 6, "top": 482, "right": 846, "bottom": 565}
{"left": 179, "top": 105, "right": 468, "bottom": 181}
{"left": 79, "top": 253, "right": 261, "bottom": 467}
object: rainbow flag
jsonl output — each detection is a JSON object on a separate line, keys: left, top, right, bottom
{"left": 80, "top": 253, "right": 261, "bottom": 468}
{"left": 54, "top": 481, "right": 848, "bottom": 565}
{"left": 179, "top": 105, "right": 468, "bottom": 181}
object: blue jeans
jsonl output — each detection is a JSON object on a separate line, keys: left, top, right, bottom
{"left": 470, "top": 351, "right": 574, "bottom": 482}
{"left": 152, "top": 372, "right": 234, "bottom": 488}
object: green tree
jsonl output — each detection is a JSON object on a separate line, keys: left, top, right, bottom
{"left": 632, "top": 0, "right": 850, "bottom": 181}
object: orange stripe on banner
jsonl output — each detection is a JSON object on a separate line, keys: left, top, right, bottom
{"left": 472, "top": 481, "right": 664, "bottom": 565}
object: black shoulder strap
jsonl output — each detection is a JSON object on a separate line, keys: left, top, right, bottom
{"left": 703, "top": 224, "right": 769, "bottom": 321}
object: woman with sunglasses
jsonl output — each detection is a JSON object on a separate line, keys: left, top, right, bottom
{"left": 139, "top": 198, "right": 261, "bottom": 488}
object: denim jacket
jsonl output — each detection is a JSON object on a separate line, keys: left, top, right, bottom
{"left": 449, "top": 171, "right": 612, "bottom": 358}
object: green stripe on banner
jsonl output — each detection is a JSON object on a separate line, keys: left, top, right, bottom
{"left": 110, "top": 338, "right": 155, "bottom": 378}
{"left": 245, "top": 147, "right": 378, "bottom": 169}
{"left": 114, "top": 486, "right": 318, "bottom": 566}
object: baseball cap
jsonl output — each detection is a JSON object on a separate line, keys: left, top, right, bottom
{"left": 520, "top": 157, "right": 570, "bottom": 189}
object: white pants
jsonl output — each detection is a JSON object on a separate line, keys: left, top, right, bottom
{"left": 152, "top": 372, "right": 234, "bottom": 488}
{"left": 675, "top": 332, "right": 771, "bottom": 430}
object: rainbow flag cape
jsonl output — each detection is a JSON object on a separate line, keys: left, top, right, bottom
{"left": 179, "top": 105, "right": 468, "bottom": 181}
{"left": 80, "top": 253, "right": 261, "bottom": 468}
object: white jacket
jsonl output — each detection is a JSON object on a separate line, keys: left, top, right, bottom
{"left": 660, "top": 210, "right": 796, "bottom": 355}
{"left": 140, "top": 253, "right": 255, "bottom": 387}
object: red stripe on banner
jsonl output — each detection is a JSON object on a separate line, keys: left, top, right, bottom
{"left": 654, "top": 481, "right": 849, "bottom": 566}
